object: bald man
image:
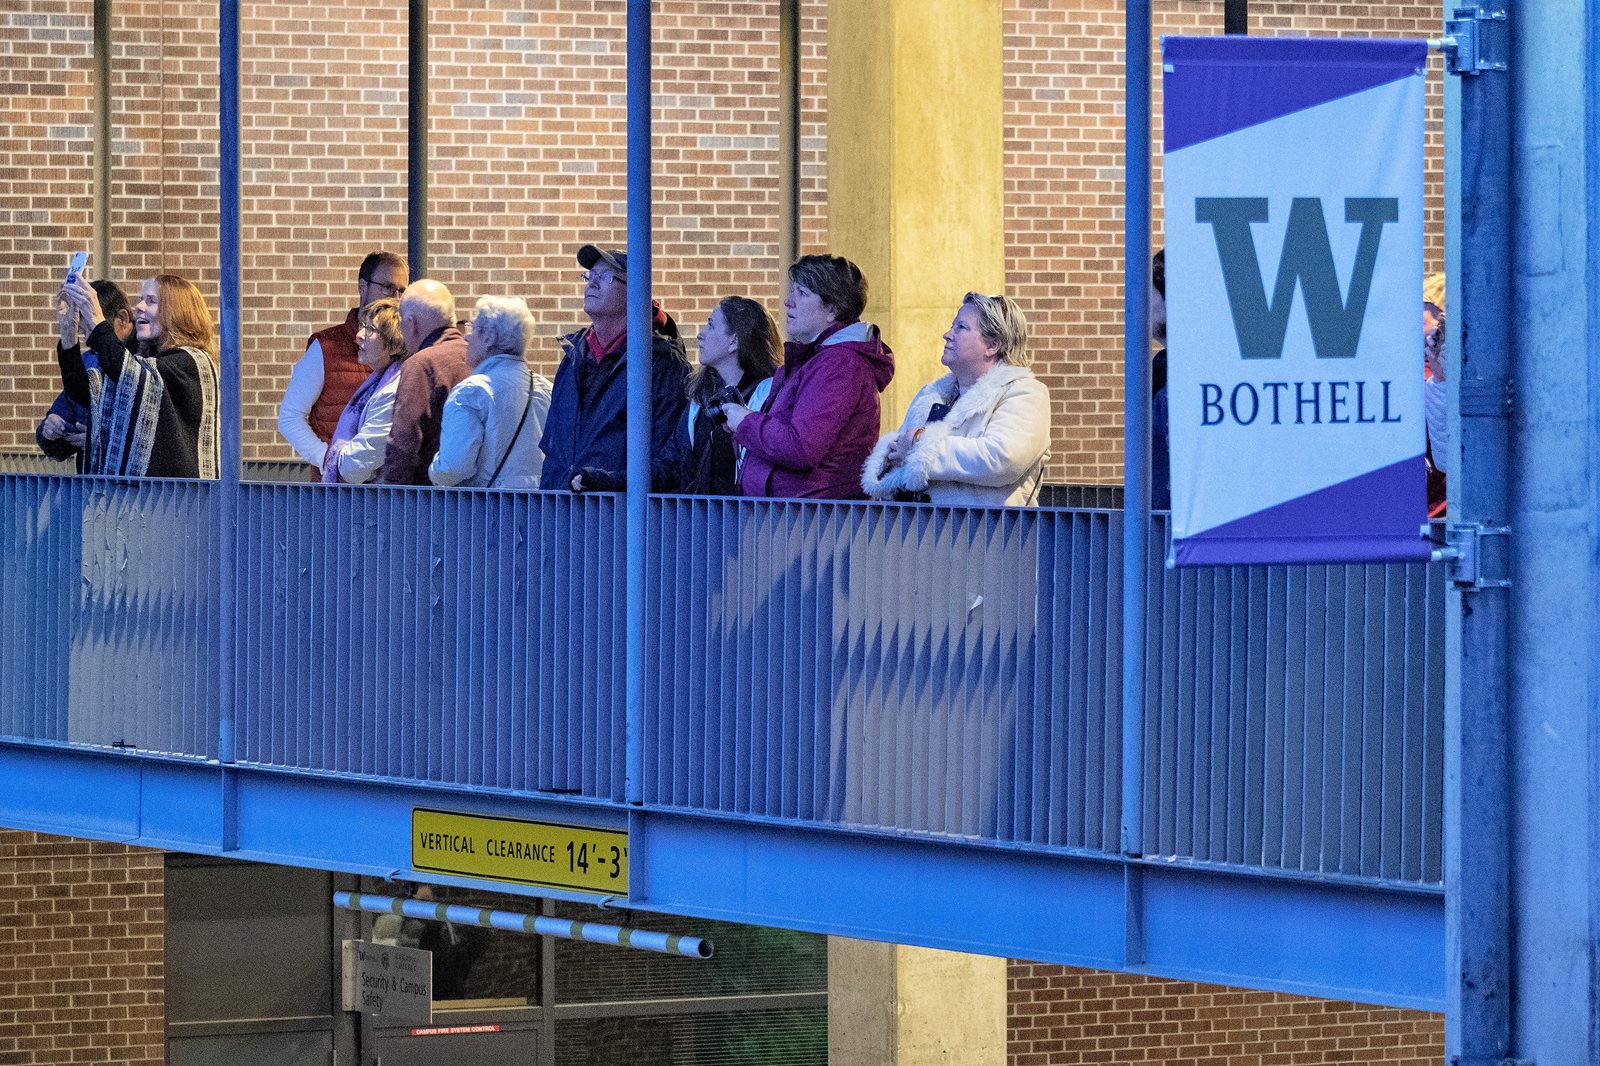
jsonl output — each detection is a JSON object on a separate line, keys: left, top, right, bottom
{"left": 380, "top": 279, "right": 471, "bottom": 484}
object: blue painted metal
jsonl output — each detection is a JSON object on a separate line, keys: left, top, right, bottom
{"left": 0, "top": 476, "right": 217, "bottom": 755}
{"left": 1444, "top": 0, "right": 1515, "bottom": 1061}
{"left": 334, "top": 891, "right": 714, "bottom": 958}
{"left": 0, "top": 739, "right": 1442, "bottom": 1007}
{"left": 407, "top": 0, "right": 428, "bottom": 276}
{"left": 1144, "top": 513, "right": 1445, "bottom": 883}
{"left": 230, "top": 484, "right": 625, "bottom": 798}
{"left": 1121, "top": 0, "right": 1151, "bottom": 868}
{"left": 643, "top": 498, "right": 1120, "bottom": 851}
{"left": 624, "top": 0, "right": 652, "bottom": 807}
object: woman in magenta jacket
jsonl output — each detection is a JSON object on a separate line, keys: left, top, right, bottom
{"left": 720, "top": 255, "right": 894, "bottom": 500}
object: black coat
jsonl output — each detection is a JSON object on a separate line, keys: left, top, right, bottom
{"left": 538, "top": 319, "right": 689, "bottom": 491}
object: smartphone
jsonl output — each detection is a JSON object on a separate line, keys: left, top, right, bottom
{"left": 65, "top": 250, "right": 87, "bottom": 284}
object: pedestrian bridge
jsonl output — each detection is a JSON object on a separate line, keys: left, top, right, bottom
{"left": 0, "top": 464, "right": 1445, "bottom": 1009}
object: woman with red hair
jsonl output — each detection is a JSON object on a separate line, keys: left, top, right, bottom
{"left": 56, "top": 272, "right": 220, "bottom": 479}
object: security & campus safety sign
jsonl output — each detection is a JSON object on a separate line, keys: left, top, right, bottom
{"left": 1163, "top": 36, "right": 1432, "bottom": 565}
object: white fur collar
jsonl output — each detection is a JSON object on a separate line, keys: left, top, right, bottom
{"left": 862, "top": 362, "right": 1036, "bottom": 498}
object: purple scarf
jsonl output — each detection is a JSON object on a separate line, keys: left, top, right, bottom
{"left": 320, "top": 360, "right": 402, "bottom": 483}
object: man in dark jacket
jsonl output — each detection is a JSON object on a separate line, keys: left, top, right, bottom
{"left": 380, "top": 279, "right": 471, "bottom": 485}
{"left": 540, "top": 245, "right": 689, "bottom": 491}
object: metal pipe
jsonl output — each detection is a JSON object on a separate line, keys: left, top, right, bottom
{"left": 92, "top": 0, "right": 110, "bottom": 280}
{"left": 1444, "top": 1, "right": 1515, "bottom": 1061}
{"left": 777, "top": 0, "right": 801, "bottom": 280}
{"left": 1119, "top": 0, "right": 1151, "bottom": 864}
{"left": 334, "top": 892, "right": 714, "bottom": 959}
{"left": 407, "top": 0, "right": 429, "bottom": 277}
{"left": 215, "top": 0, "right": 241, "bottom": 780}
{"left": 623, "top": 0, "right": 652, "bottom": 806}
{"left": 1223, "top": 0, "right": 1248, "bottom": 35}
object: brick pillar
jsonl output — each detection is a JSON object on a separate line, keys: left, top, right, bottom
{"left": 825, "top": 0, "right": 1005, "bottom": 429}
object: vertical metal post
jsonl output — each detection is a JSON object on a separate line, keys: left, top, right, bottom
{"left": 623, "top": 0, "right": 652, "bottom": 807}
{"left": 1445, "top": 1, "right": 1514, "bottom": 1062}
{"left": 216, "top": 0, "right": 242, "bottom": 842}
{"left": 1121, "top": 0, "right": 1151, "bottom": 868}
{"left": 408, "top": 0, "right": 429, "bottom": 277}
{"left": 1223, "top": 0, "right": 1249, "bottom": 35}
{"left": 777, "top": 0, "right": 801, "bottom": 280}
{"left": 92, "top": 0, "right": 110, "bottom": 279}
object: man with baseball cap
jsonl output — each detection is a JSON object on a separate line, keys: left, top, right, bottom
{"left": 538, "top": 244, "right": 689, "bottom": 491}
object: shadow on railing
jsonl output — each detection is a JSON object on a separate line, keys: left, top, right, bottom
{"left": 0, "top": 465, "right": 1443, "bottom": 886}
{"left": 0, "top": 474, "right": 218, "bottom": 756}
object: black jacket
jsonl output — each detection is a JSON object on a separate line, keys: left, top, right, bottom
{"left": 538, "top": 318, "right": 689, "bottom": 491}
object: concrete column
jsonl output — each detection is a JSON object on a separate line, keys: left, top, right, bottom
{"left": 828, "top": 937, "right": 1006, "bottom": 1066}
{"left": 825, "top": 0, "right": 1005, "bottom": 428}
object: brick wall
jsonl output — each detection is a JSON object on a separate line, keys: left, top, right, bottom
{"left": 1008, "top": 963, "right": 1444, "bottom": 1065}
{"left": 0, "top": 0, "right": 1437, "bottom": 485}
{"left": 0, "top": 830, "right": 164, "bottom": 1066}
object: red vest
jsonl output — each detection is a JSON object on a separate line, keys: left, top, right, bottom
{"left": 306, "top": 308, "right": 368, "bottom": 445}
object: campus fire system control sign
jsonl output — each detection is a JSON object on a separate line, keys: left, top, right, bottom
{"left": 412, "top": 808, "right": 630, "bottom": 894}
{"left": 1162, "top": 36, "right": 1431, "bottom": 565}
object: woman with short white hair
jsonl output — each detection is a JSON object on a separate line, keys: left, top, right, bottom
{"left": 862, "top": 292, "right": 1050, "bottom": 506}
{"left": 429, "top": 295, "right": 552, "bottom": 489}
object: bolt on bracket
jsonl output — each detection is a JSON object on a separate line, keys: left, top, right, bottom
{"left": 1427, "top": 522, "right": 1512, "bottom": 589}
{"left": 1438, "top": 6, "right": 1508, "bottom": 76}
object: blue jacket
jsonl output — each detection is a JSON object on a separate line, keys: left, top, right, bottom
{"left": 538, "top": 318, "right": 689, "bottom": 491}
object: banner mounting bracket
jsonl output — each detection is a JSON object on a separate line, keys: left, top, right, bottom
{"left": 1428, "top": 522, "right": 1512, "bottom": 590}
{"left": 1435, "top": 7, "right": 1508, "bottom": 76}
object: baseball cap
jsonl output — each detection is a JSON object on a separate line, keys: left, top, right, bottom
{"left": 577, "top": 245, "right": 627, "bottom": 282}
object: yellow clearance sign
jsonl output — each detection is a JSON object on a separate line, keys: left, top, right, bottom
{"left": 412, "top": 808, "right": 629, "bottom": 895}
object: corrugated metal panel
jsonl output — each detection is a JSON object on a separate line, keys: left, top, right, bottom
{"left": 1142, "top": 513, "right": 1445, "bottom": 883}
{"left": 0, "top": 474, "right": 217, "bottom": 756}
{"left": 0, "top": 472, "right": 1443, "bottom": 885}
{"left": 644, "top": 499, "right": 1121, "bottom": 852}
{"left": 233, "top": 484, "right": 625, "bottom": 799}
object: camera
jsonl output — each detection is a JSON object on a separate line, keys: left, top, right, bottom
{"left": 707, "top": 384, "right": 743, "bottom": 424}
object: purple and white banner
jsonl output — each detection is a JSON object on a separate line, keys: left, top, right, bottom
{"left": 1162, "top": 36, "right": 1431, "bottom": 565}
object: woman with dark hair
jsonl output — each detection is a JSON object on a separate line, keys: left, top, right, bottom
{"left": 56, "top": 273, "right": 220, "bottom": 479}
{"left": 321, "top": 297, "right": 411, "bottom": 484}
{"left": 657, "top": 296, "right": 780, "bottom": 495}
{"left": 720, "top": 254, "right": 895, "bottom": 500}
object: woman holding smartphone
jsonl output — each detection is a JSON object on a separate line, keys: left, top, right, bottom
{"left": 56, "top": 272, "right": 220, "bottom": 479}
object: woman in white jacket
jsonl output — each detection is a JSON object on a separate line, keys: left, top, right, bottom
{"left": 862, "top": 292, "right": 1050, "bottom": 507}
{"left": 429, "top": 295, "right": 552, "bottom": 489}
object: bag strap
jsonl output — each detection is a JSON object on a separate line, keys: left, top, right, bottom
{"left": 487, "top": 368, "right": 537, "bottom": 488}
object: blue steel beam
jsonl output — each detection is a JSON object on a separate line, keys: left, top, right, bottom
{"left": 1444, "top": 2, "right": 1515, "bottom": 1063}
{"left": 623, "top": 0, "right": 651, "bottom": 805}
{"left": 0, "top": 740, "right": 1444, "bottom": 1009}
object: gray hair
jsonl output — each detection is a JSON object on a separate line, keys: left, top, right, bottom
{"left": 962, "top": 291, "right": 1030, "bottom": 367}
{"left": 470, "top": 295, "right": 534, "bottom": 360}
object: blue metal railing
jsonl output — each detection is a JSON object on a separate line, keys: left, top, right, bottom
{"left": 0, "top": 475, "right": 218, "bottom": 757}
{"left": 231, "top": 484, "right": 626, "bottom": 797}
{"left": 0, "top": 473, "right": 1444, "bottom": 885}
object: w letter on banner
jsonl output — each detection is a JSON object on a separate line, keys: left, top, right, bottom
{"left": 1163, "top": 36, "right": 1430, "bottom": 566}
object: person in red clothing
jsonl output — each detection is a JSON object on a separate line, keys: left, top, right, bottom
{"left": 277, "top": 251, "right": 409, "bottom": 477}
{"left": 379, "top": 279, "right": 471, "bottom": 485}
{"left": 720, "top": 254, "right": 894, "bottom": 500}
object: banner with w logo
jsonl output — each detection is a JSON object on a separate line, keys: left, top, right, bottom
{"left": 1163, "top": 36, "right": 1431, "bottom": 565}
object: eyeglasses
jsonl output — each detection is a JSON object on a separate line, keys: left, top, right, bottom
{"left": 365, "top": 278, "right": 405, "bottom": 298}
{"left": 580, "top": 270, "right": 621, "bottom": 287}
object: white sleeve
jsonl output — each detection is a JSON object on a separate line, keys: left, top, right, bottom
{"left": 277, "top": 339, "right": 328, "bottom": 468}
{"left": 1424, "top": 377, "right": 1449, "bottom": 475}
{"left": 338, "top": 379, "right": 399, "bottom": 485}
{"left": 429, "top": 383, "right": 489, "bottom": 487}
